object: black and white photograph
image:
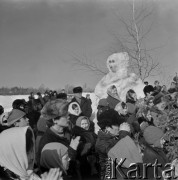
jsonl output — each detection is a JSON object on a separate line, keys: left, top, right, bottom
{"left": 0, "top": 0, "right": 178, "bottom": 179}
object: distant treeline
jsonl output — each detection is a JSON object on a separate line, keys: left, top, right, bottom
{"left": 0, "top": 86, "right": 48, "bottom": 95}
{"left": 0, "top": 84, "right": 94, "bottom": 95}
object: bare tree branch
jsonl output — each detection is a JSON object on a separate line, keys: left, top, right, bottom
{"left": 68, "top": 0, "right": 162, "bottom": 81}
{"left": 70, "top": 50, "right": 107, "bottom": 76}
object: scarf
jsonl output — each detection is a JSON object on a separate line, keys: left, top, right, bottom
{"left": 40, "top": 142, "right": 68, "bottom": 174}
{"left": 0, "top": 126, "right": 36, "bottom": 180}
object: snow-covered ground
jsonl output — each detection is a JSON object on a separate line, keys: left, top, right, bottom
{"left": 0, "top": 93, "right": 98, "bottom": 112}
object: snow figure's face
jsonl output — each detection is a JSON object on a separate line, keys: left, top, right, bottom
{"left": 107, "top": 59, "right": 118, "bottom": 73}
{"left": 106, "top": 52, "right": 129, "bottom": 73}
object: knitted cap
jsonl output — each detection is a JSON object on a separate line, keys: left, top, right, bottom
{"left": 7, "top": 109, "right": 26, "bottom": 126}
{"left": 41, "top": 99, "right": 68, "bottom": 120}
{"left": 143, "top": 126, "right": 164, "bottom": 147}
{"left": 76, "top": 116, "right": 90, "bottom": 127}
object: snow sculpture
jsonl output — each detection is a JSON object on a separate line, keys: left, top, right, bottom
{"left": 94, "top": 52, "right": 145, "bottom": 102}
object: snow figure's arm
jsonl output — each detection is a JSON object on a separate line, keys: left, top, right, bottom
{"left": 94, "top": 75, "right": 110, "bottom": 99}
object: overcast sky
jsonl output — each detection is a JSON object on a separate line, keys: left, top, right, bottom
{"left": 0, "top": 0, "right": 178, "bottom": 90}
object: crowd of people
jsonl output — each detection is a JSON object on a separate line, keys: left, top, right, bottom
{"left": 0, "top": 77, "right": 178, "bottom": 180}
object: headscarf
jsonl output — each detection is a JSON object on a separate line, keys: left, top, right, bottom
{"left": 76, "top": 116, "right": 90, "bottom": 128}
{"left": 0, "top": 126, "right": 36, "bottom": 180}
{"left": 40, "top": 142, "right": 68, "bottom": 174}
{"left": 68, "top": 102, "right": 81, "bottom": 116}
{"left": 107, "top": 85, "right": 120, "bottom": 101}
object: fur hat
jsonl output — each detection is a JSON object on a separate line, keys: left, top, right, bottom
{"left": 143, "top": 126, "right": 164, "bottom": 147}
{"left": 7, "top": 109, "right": 26, "bottom": 126}
{"left": 97, "top": 109, "right": 124, "bottom": 130}
{"left": 73, "top": 86, "right": 83, "bottom": 94}
{"left": 143, "top": 85, "right": 154, "bottom": 95}
{"left": 41, "top": 99, "right": 68, "bottom": 120}
{"left": 12, "top": 99, "right": 26, "bottom": 110}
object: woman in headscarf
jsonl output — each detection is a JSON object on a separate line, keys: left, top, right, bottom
{"left": 126, "top": 89, "right": 138, "bottom": 115}
{"left": 0, "top": 126, "right": 62, "bottom": 180}
{"left": 106, "top": 85, "right": 121, "bottom": 109}
{"left": 68, "top": 102, "right": 82, "bottom": 127}
{"left": 72, "top": 116, "right": 98, "bottom": 179}
{"left": 40, "top": 142, "right": 70, "bottom": 180}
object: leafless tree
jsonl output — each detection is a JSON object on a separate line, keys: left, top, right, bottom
{"left": 109, "top": 0, "right": 163, "bottom": 81}
{"left": 70, "top": 0, "right": 162, "bottom": 81}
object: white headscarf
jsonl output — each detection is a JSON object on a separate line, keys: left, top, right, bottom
{"left": 0, "top": 126, "right": 36, "bottom": 180}
{"left": 68, "top": 102, "right": 81, "bottom": 116}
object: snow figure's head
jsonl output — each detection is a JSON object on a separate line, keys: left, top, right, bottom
{"left": 106, "top": 52, "right": 129, "bottom": 74}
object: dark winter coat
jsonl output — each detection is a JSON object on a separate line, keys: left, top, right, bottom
{"left": 71, "top": 126, "right": 98, "bottom": 179}
{"left": 153, "top": 86, "right": 162, "bottom": 96}
{"left": 142, "top": 144, "right": 169, "bottom": 179}
{"left": 95, "top": 130, "right": 119, "bottom": 179}
{"left": 71, "top": 126, "right": 97, "bottom": 156}
{"left": 126, "top": 99, "right": 137, "bottom": 115}
{"left": 38, "top": 127, "right": 76, "bottom": 163}
{"left": 71, "top": 97, "right": 92, "bottom": 118}
{"left": 106, "top": 95, "right": 120, "bottom": 109}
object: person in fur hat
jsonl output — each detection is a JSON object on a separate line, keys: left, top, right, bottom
{"left": 37, "top": 99, "right": 81, "bottom": 179}
{"left": 97, "top": 98, "right": 110, "bottom": 118}
{"left": 95, "top": 109, "right": 124, "bottom": 179}
{"left": 107, "top": 122, "right": 143, "bottom": 179}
